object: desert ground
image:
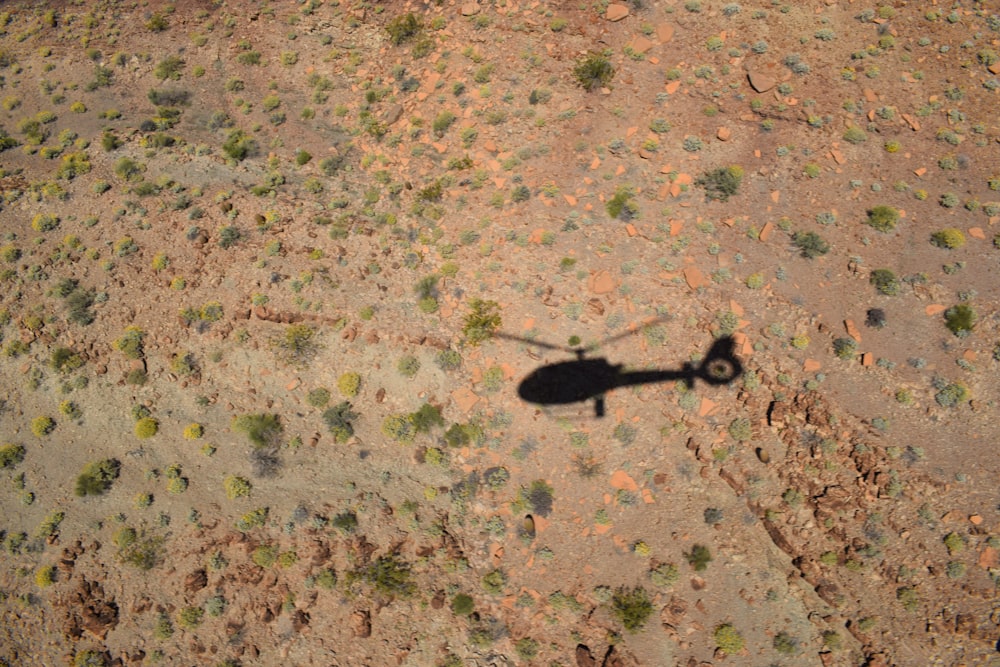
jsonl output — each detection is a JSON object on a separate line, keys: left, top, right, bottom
{"left": 0, "top": 1, "right": 999, "bottom": 666}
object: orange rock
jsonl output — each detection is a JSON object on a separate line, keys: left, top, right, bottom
{"left": 665, "top": 80, "right": 681, "bottom": 95}
{"left": 861, "top": 352, "right": 873, "bottom": 367}
{"left": 716, "top": 127, "right": 731, "bottom": 141}
{"left": 588, "top": 270, "right": 615, "bottom": 294}
{"left": 563, "top": 194, "right": 577, "bottom": 206}
{"left": 729, "top": 300, "right": 744, "bottom": 316}
{"left": 831, "top": 149, "right": 845, "bottom": 165}
{"left": 803, "top": 359, "right": 821, "bottom": 372}
{"left": 589, "top": 156, "right": 601, "bottom": 170}
{"left": 594, "top": 523, "right": 613, "bottom": 535}
{"left": 286, "top": 378, "right": 301, "bottom": 391}
{"left": 770, "top": 190, "right": 781, "bottom": 203}
{"left": 969, "top": 227, "right": 985, "bottom": 240}
{"left": 451, "top": 386, "right": 479, "bottom": 412}
{"left": 925, "top": 304, "right": 946, "bottom": 316}
{"left": 683, "top": 266, "right": 707, "bottom": 289}
{"left": 698, "top": 397, "right": 716, "bottom": 417}
{"left": 970, "top": 514, "right": 983, "bottom": 525}
{"left": 606, "top": 3, "right": 629, "bottom": 21}
{"left": 626, "top": 126, "right": 638, "bottom": 138}
{"left": 656, "top": 23, "right": 675, "bottom": 43}
{"left": 914, "top": 167, "right": 927, "bottom": 177}
{"left": 844, "top": 319, "right": 861, "bottom": 342}
{"left": 641, "top": 489, "right": 655, "bottom": 504}
{"left": 625, "top": 223, "right": 637, "bottom": 237}
{"left": 610, "top": 470, "right": 639, "bottom": 491}
{"left": 979, "top": 546, "right": 998, "bottom": 569}
{"left": 759, "top": 221, "right": 774, "bottom": 241}
{"left": 669, "top": 220, "right": 684, "bottom": 236}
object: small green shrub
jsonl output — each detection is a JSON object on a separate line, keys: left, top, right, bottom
{"left": 224, "top": 475, "right": 252, "bottom": 499}
{"left": 114, "top": 327, "right": 145, "bottom": 359}
{"left": 696, "top": 165, "right": 744, "bottom": 202}
{"left": 222, "top": 129, "right": 256, "bottom": 162}
{"left": 232, "top": 413, "right": 282, "bottom": 448}
{"left": 727, "top": 417, "right": 752, "bottom": 441}
{"left": 773, "top": 631, "right": 798, "bottom": 654}
{"left": 935, "top": 382, "right": 969, "bottom": 408}
{"left": 272, "top": 324, "right": 320, "bottom": 366}
{"left": 833, "top": 337, "right": 858, "bottom": 359}
{"left": 685, "top": 544, "right": 712, "bottom": 571}
{"left": 31, "top": 416, "right": 55, "bottom": 437}
{"left": 792, "top": 231, "right": 829, "bottom": 258}
{"left": 32, "top": 213, "right": 60, "bottom": 232}
{"left": 462, "top": 299, "right": 501, "bottom": 345}
{"left": 944, "top": 303, "right": 976, "bottom": 335}
{"left": 153, "top": 55, "right": 185, "bottom": 80}
{"left": 481, "top": 569, "right": 507, "bottom": 595}
{"left": 930, "top": 228, "right": 965, "bottom": 249}
{"left": 397, "top": 355, "right": 421, "bottom": 378}
{"left": 177, "top": 606, "right": 203, "bottom": 629}
{"left": 870, "top": 269, "right": 899, "bottom": 296}
{"left": 451, "top": 593, "right": 474, "bottom": 616}
{"left": 0, "top": 443, "right": 26, "bottom": 468}
{"left": 842, "top": 126, "right": 867, "bottom": 144}
{"left": 713, "top": 623, "right": 745, "bottom": 654}
{"left": 943, "top": 531, "right": 965, "bottom": 555}
{"left": 386, "top": 13, "right": 422, "bottom": 45}
{"left": 75, "top": 458, "right": 120, "bottom": 497}
{"left": 574, "top": 52, "right": 615, "bottom": 91}
{"left": 35, "top": 564, "right": 56, "bottom": 587}
{"left": 356, "top": 553, "right": 415, "bottom": 597}
{"left": 134, "top": 417, "right": 158, "bottom": 439}
{"left": 307, "top": 387, "right": 330, "bottom": 408}
{"left": 252, "top": 544, "right": 279, "bottom": 567}
{"left": 606, "top": 185, "right": 638, "bottom": 220}
{"left": 611, "top": 585, "right": 653, "bottom": 632}
{"left": 866, "top": 205, "right": 899, "bottom": 232}
{"left": 323, "top": 401, "right": 358, "bottom": 443}
{"left": 338, "top": 371, "right": 361, "bottom": 397}
{"left": 432, "top": 111, "right": 456, "bottom": 137}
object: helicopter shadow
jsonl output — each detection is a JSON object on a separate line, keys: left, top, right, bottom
{"left": 500, "top": 331, "right": 743, "bottom": 417}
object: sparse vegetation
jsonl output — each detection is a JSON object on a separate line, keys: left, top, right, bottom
{"left": 0, "top": 5, "right": 994, "bottom": 664}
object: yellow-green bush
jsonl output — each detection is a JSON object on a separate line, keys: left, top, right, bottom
{"left": 31, "top": 416, "right": 55, "bottom": 437}
{"left": 338, "top": 372, "right": 361, "bottom": 397}
{"left": 135, "top": 417, "right": 158, "bottom": 439}
{"left": 224, "top": 475, "right": 251, "bottom": 499}
{"left": 930, "top": 228, "right": 965, "bottom": 249}
{"left": 35, "top": 565, "right": 56, "bottom": 588}
{"left": 183, "top": 423, "right": 203, "bottom": 439}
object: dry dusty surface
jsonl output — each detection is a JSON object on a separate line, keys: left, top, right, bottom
{"left": 1, "top": 1, "right": 999, "bottom": 666}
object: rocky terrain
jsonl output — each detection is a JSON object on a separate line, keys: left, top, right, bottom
{"left": 0, "top": 1, "right": 999, "bottom": 666}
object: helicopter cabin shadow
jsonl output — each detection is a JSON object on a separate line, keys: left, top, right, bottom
{"left": 514, "top": 335, "right": 743, "bottom": 418}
